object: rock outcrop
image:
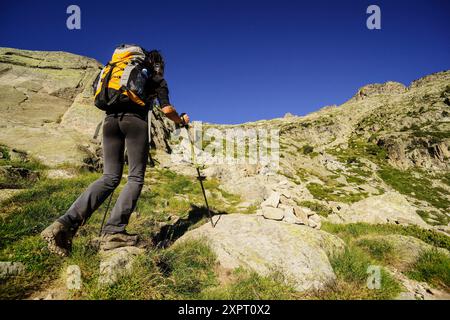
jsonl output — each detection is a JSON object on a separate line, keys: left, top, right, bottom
{"left": 0, "top": 47, "right": 175, "bottom": 167}
{"left": 0, "top": 47, "right": 104, "bottom": 166}
{"left": 353, "top": 81, "right": 407, "bottom": 101}
{"left": 327, "top": 192, "right": 428, "bottom": 227}
{"left": 176, "top": 214, "right": 345, "bottom": 291}
{"left": 377, "top": 135, "right": 450, "bottom": 170}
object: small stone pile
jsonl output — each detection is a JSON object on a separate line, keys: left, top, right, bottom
{"left": 256, "top": 186, "right": 322, "bottom": 229}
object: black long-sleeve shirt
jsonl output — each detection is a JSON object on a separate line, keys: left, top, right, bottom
{"left": 144, "top": 74, "right": 170, "bottom": 108}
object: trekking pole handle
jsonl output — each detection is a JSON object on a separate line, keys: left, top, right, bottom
{"left": 179, "top": 113, "right": 189, "bottom": 128}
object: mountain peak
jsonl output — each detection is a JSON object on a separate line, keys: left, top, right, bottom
{"left": 353, "top": 81, "right": 407, "bottom": 101}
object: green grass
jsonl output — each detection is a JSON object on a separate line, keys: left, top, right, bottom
{"left": 0, "top": 145, "right": 47, "bottom": 172}
{"left": 411, "top": 130, "right": 450, "bottom": 143}
{"left": 0, "top": 172, "right": 100, "bottom": 249}
{"left": 1, "top": 146, "right": 447, "bottom": 300}
{"left": 0, "top": 236, "right": 63, "bottom": 299}
{"left": 86, "top": 239, "right": 218, "bottom": 300}
{"left": 345, "top": 175, "right": 367, "bottom": 185}
{"left": 135, "top": 167, "right": 240, "bottom": 227}
{"left": 0, "top": 165, "right": 243, "bottom": 299}
{"left": 327, "top": 139, "right": 388, "bottom": 165}
{"left": 321, "top": 247, "right": 402, "bottom": 300}
{"left": 65, "top": 236, "right": 101, "bottom": 284}
{"left": 326, "top": 136, "right": 450, "bottom": 210}
{"left": 0, "top": 172, "right": 101, "bottom": 299}
{"left": 1, "top": 236, "right": 219, "bottom": 300}
{"left": 0, "top": 158, "right": 47, "bottom": 172}
{"left": 0, "top": 146, "right": 47, "bottom": 189}
{"left": 327, "top": 136, "right": 450, "bottom": 211}
{"left": 158, "top": 239, "right": 218, "bottom": 298}
{"left": 297, "top": 200, "right": 332, "bottom": 217}
{"left": 417, "top": 210, "right": 450, "bottom": 226}
{"left": 201, "top": 233, "right": 403, "bottom": 300}
{"left": 439, "top": 172, "right": 450, "bottom": 187}
{"left": 0, "top": 151, "right": 99, "bottom": 299}
{"left": 0, "top": 145, "right": 11, "bottom": 160}
{"left": 331, "top": 247, "right": 369, "bottom": 281}
{"left": 406, "top": 249, "right": 450, "bottom": 290}
{"left": 86, "top": 254, "right": 169, "bottom": 300}
{"left": 241, "top": 203, "right": 258, "bottom": 214}
{"left": 302, "top": 145, "right": 314, "bottom": 155}
{"left": 306, "top": 182, "right": 367, "bottom": 204}
{"left": 378, "top": 167, "right": 450, "bottom": 210}
{"left": 322, "top": 222, "right": 450, "bottom": 251}
{"left": 355, "top": 238, "right": 397, "bottom": 265}
{"left": 201, "top": 268, "right": 297, "bottom": 300}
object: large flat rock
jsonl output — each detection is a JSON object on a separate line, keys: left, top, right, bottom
{"left": 328, "top": 192, "right": 428, "bottom": 227}
{"left": 0, "top": 47, "right": 104, "bottom": 166}
{"left": 176, "top": 214, "right": 345, "bottom": 291}
{"left": 0, "top": 47, "right": 176, "bottom": 166}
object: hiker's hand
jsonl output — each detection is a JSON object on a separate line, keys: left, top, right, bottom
{"left": 161, "top": 105, "right": 189, "bottom": 125}
{"left": 161, "top": 105, "right": 183, "bottom": 124}
{"left": 180, "top": 113, "right": 190, "bottom": 125}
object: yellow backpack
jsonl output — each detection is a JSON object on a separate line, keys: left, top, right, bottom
{"left": 93, "top": 44, "right": 151, "bottom": 110}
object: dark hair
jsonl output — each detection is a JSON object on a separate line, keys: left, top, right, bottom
{"left": 147, "top": 50, "right": 165, "bottom": 75}
{"left": 148, "top": 50, "right": 163, "bottom": 63}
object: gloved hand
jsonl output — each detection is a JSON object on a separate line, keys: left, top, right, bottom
{"left": 180, "top": 113, "right": 190, "bottom": 126}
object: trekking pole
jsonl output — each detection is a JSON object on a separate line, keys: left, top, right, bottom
{"left": 93, "top": 115, "right": 113, "bottom": 236}
{"left": 147, "top": 107, "right": 156, "bottom": 167}
{"left": 151, "top": 105, "right": 214, "bottom": 227}
{"left": 99, "top": 191, "right": 114, "bottom": 236}
{"left": 184, "top": 124, "right": 215, "bottom": 227}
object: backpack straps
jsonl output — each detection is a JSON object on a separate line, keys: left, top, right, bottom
{"left": 97, "top": 62, "right": 125, "bottom": 106}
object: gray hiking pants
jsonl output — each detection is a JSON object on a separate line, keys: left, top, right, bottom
{"left": 58, "top": 113, "right": 149, "bottom": 234}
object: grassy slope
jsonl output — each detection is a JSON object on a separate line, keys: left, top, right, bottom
{"left": 0, "top": 152, "right": 243, "bottom": 299}
{"left": 1, "top": 154, "right": 448, "bottom": 300}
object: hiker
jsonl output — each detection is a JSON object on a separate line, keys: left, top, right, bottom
{"left": 41, "top": 44, "right": 189, "bottom": 257}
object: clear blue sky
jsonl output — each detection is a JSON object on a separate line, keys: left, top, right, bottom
{"left": 1, "top": 0, "right": 449, "bottom": 124}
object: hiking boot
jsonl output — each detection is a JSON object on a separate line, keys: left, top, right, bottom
{"left": 41, "top": 221, "right": 75, "bottom": 257}
{"left": 99, "top": 232, "right": 139, "bottom": 251}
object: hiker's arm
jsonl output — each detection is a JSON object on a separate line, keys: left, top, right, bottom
{"left": 161, "top": 105, "right": 189, "bottom": 125}
{"left": 153, "top": 76, "right": 189, "bottom": 125}
{"left": 154, "top": 77, "right": 171, "bottom": 108}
